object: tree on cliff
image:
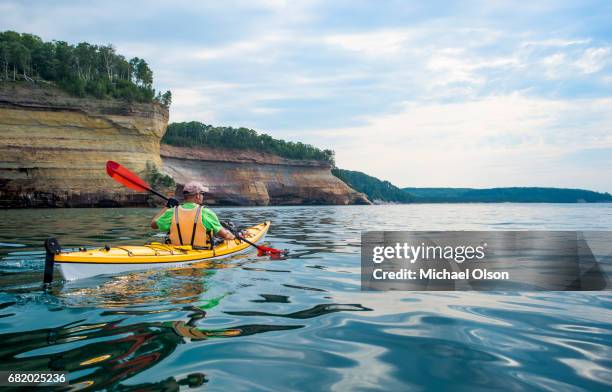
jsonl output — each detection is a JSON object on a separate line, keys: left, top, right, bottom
{"left": 0, "top": 30, "right": 171, "bottom": 105}
{"left": 332, "top": 168, "right": 414, "bottom": 203}
{"left": 134, "top": 59, "right": 153, "bottom": 87}
{"left": 157, "top": 90, "right": 172, "bottom": 107}
{"left": 99, "top": 44, "right": 116, "bottom": 81}
{"left": 0, "top": 41, "right": 9, "bottom": 80}
{"left": 163, "top": 121, "right": 335, "bottom": 164}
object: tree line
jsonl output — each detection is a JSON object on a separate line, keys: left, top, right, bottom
{"left": 163, "top": 121, "right": 336, "bottom": 164}
{"left": 402, "top": 187, "right": 612, "bottom": 203}
{"left": 332, "top": 168, "right": 414, "bottom": 203}
{"left": 0, "top": 31, "right": 171, "bottom": 106}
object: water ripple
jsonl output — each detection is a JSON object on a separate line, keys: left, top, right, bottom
{"left": 0, "top": 205, "right": 610, "bottom": 390}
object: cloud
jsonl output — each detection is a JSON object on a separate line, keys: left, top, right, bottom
{"left": 535, "top": 46, "right": 612, "bottom": 81}
{"left": 426, "top": 51, "right": 520, "bottom": 86}
{"left": 316, "top": 94, "right": 612, "bottom": 191}
{"left": 575, "top": 47, "right": 611, "bottom": 74}
{"left": 192, "top": 34, "right": 289, "bottom": 61}
{"left": 323, "top": 29, "right": 417, "bottom": 56}
{"left": 521, "top": 38, "right": 592, "bottom": 47}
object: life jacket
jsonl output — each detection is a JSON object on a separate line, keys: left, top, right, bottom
{"left": 168, "top": 205, "right": 212, "bottom": 248}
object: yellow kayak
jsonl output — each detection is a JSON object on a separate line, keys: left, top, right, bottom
{"left": 44, "top": 221, "right": 270, "bottom": 281}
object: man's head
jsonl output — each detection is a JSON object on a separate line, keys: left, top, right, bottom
{"left": 182, "top": 181, "right": 209, "bottom": 205}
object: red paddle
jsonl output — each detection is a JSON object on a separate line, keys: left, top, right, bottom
{"left": 106, "top": 161, "right": 286, "bottom": 257}
{"left": 106, "top": 161, "right": 169, "bottom": 200}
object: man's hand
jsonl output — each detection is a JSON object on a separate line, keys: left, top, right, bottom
{"left": 166, "top": 198, "right": 179, "bottom": 208}
{"left": 217, "top": 228, "right": 236, "bottom": 240}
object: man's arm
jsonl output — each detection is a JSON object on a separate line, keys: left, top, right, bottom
{"left": 203, "top": 208, "right": 235, "bottom": 240}
{"left": 151, "top": 208, "right": 168, "bottom": 229}
{"left": 216, "top": 227, "right": 235, "bottom": 240}
{"left": 152, "top": 198, "right": 180, "bottom": 230}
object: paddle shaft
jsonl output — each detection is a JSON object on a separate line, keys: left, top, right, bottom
{"left": 226, "top": 226, "right": 264, "bottom": 249}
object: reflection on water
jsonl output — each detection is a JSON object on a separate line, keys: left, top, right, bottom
{"left": 57, "top": 267, "right": 223, "bottom": 308}
{"left": 0, "top": 297, "right": 370, "bottom": 390}
{"left": 0, "top": 304, "right": 301, "bottom": 390}
{"left": 0, "top": 205, "right": 611, "bottom": 390}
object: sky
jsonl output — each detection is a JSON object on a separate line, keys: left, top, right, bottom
{"left": 1, "top": 0, "right": 611, "bottom": 191}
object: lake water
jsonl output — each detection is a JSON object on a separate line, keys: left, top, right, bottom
{"left": 0, "top": 204, "right": 611, "bottom": 391}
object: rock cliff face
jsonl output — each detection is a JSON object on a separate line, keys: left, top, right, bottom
{"left": 0, "top": 83, "right": 168, "bottom": 207}
{"left": 161, "top": 145, "right": 370, "bottom": 205}
{"left": 0, "top": 82, "right": 369, "bottom": 207}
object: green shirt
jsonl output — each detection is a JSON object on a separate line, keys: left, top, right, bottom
{"left": 155, "top": 203, "right": 223, "bottom": 234}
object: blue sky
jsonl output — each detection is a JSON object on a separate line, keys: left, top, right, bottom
{"left": 1, "top": 0, "right": 611, "bottom": 191}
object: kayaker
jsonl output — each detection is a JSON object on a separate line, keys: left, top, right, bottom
{"left": 151, "top": 181, "right": 235, "bottom": 247}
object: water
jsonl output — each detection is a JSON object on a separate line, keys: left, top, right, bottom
{"left": 0, "top": 204, "right": 611, "bottom": 391}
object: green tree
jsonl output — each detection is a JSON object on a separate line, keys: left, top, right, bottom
{"left": 161, "top": 90, "right": 172, "bottom": 107}
{"left": 332, "top": 169, "right": 413, "bottom": 203}
{"left": 0, "top": 30, "right": 171, "bottom": 104}
{"left": 136, "top": 58, "right": 153, "bottom": 87}
{"left": 129, "top": 57, "right": 140, "bottom": 83}
{"left": 162, "top": 122, "right": 335, "bottom": 164}
{"left": 0, "top": 41, "right": 9, "bottom": 80}
{"left": 9, "top": 41, "right": 29, "bottom": 80}
{"left": 99, "top": 44, "right": 116, "bottom": 81}
{"left": 31, "top": 41, "right": 55, "bottom": 80}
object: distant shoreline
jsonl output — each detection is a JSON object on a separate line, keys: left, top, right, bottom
{"left": 2, "top": 201, "right": 611, "bottom": 211}
{"left": 331, "top": 169, "right": 612, "bottom": 204}
{"left": 402, "top": 187, "right": 612, "bottom": 204}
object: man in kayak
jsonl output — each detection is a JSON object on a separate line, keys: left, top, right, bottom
{"left": 151, "top": 181, "right": 235, "bottom": 247}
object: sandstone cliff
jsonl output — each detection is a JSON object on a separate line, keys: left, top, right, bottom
{"left": 0, "top": 82, "right": 369, "bottom": 207}
{"left": 0, "top": 83, "right": 168, "bottom": 207}
{"left": 161, "top": 145, "right": 370, "bottom": 205}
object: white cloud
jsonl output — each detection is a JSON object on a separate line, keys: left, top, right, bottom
{"left": 250, "top": 106, "right": 282, "bottom": 114}
{"left": 538, "top": 47, "right": 611, "bottom": 79}
{"left": 322, "top": 27, "right": 504, "bottom": 58}
{"left": 169, "top": 88, "right": 217, "bottom": 123}
{"left": 171, "top": 88, "right": 212, "bottom": 108}
{"left": 427, "top": 52, "right": 520, "bottom": 86}
{"left": 521, "top": 38, "right": 591, "bottom": 48}
{"left": 575, "top": 47, "right": 611, "bottom": 74}
{"left": 317, "top": 94, "right": 612, "bottom": 190}
{"left": 324, "top": 29, "right": 417, "bottom": 56}
{"left": 192, "top": 34, "right": 288, "bottom": 61}
{"left": 540, "top": 53, "right": 568, "bottom": 79}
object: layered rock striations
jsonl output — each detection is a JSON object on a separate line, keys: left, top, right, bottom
{"left": 161, "top": 145, "right": 370, "bottom": 205}
{"left": 0, "top": 83, "right": 369, "bottom": 207}
{"left": 0, "top": 83, "right": 168, "bottom": 207}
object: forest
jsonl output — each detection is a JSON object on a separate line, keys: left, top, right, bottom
{"left": 402, "top": 187, "right": 612, "bottom": 203}
{"left": 0, "top": 31, "right": 171, "bottom": 105}
{"left": 163, "top": 121, "right": 336, "bottom": 164}
{"left": 332, "top": 169, "right": 414, "bottom": 203}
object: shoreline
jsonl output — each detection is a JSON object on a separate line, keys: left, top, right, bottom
{"left": 2, "top": 201, "right": 612, "bottom": 211}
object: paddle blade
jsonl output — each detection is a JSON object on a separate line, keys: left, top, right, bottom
{"left": 256, "top": 245, "right": 288, "bottom": 258}
{"left": 106, "top": 161, "right": 151, "bottom": 192}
